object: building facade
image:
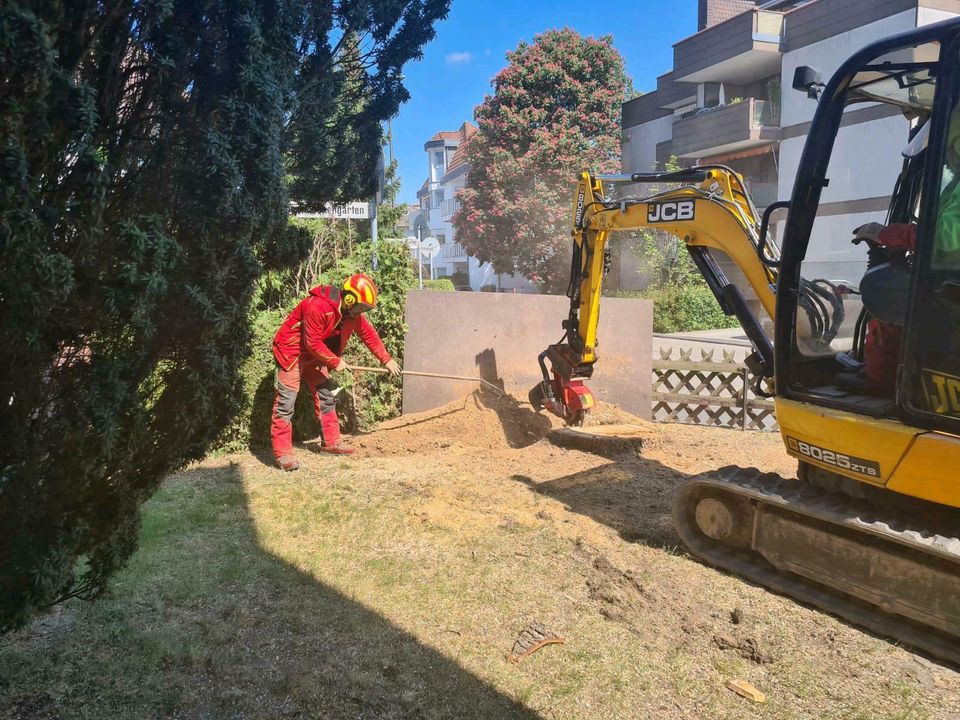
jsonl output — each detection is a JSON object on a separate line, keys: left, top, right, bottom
{"left": 622, "top": 0, "right": 960, "bottom": 305}
{"left": 411, "top": 122, "right": 534, "bottom": 292}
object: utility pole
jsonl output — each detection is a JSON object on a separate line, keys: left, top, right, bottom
{"left": 417, "top": 225, "right": 423, "bottom": 290}
{"left": 387, "top": 120, "right": 394, "bottom": 164}
{"left": 371, "top": 121, "right": 394, "bottom": 271}
{"left": 370, "top": 200, "right": 378, "bottom": 270}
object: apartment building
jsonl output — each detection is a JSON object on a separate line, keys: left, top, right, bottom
{"left": 411, "top": 122, "right": 534, "bottom": 291}
{"left": 622, "top": 0, "right": 960, "bottom": 300}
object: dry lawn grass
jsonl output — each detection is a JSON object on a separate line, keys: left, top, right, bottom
{"left": 2, "top": 392, "right": 958, "bottom": 719}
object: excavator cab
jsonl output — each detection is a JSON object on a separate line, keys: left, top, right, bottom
{"left": 777, "top": 23, "right": 960, "bottom": 430}
{"left": 769, "top": 21, "right": 960, "bottom": 503}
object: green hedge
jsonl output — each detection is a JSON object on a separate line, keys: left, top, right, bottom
{"left": 613, "top": 284, "right": 739, "bottom": 334}
{"left": 422, "top": 278, "right": 455, "bottom": 291}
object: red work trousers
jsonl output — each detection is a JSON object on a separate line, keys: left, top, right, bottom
{"left": 271, "top": 360, "right": 341, "bottom": 458}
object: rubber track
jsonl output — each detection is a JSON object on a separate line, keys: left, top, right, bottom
{"left": 674, "top": 466, "right": 960, "bottom": 665}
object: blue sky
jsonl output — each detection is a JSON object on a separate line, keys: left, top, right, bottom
{"left": 391, "top": 0, "right": 699, "bottom": 204}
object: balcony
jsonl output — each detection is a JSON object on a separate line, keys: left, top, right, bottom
{"left": 671, "top": 98, "right": 780, "bottom": 160}
{"left": 440, "top": 197, "right": 461, "bottom": 220}
{"left": 655, "top": 71, "right": 697, "bottom": 111}
{"left": 673, "top": 9, "right": 783, "bottom": 85}
{"left": 440, "top": 241, "right": 468, "bottom": 260}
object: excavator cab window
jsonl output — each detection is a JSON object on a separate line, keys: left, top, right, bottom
{"left": 777, "top": 27, "right": 956, "bottom": 419}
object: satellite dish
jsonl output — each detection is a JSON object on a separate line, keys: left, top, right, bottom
{"left": 420, "top": 236, "right": 440, "bottom": 259}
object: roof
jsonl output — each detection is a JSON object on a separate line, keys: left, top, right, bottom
{"left": 428, "top": 130, "right": 460, "bottom": 143}
{"left": 427, "top": 121, "right": 476, "bottom": 144}
{"left": 444, "top": 123, "right": 478, "bottom": 174}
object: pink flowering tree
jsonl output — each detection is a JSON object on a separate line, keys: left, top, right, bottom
{"left": 453, "top": 29, "right": 629, "bottom": 291}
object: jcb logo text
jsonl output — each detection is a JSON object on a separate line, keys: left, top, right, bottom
{"left": 923, "top": 369, "right": 960, "bottom": 416}
{"left": 647, "top": 201, "right": 695, "bottom": 223}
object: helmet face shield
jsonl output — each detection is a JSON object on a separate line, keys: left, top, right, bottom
{"left": 345, "top": 300, "right": 373, "bottom": 316}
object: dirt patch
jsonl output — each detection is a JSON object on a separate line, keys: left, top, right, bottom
{"left": 585, "top": 555, "right": 649, "bottom": 625}
{"left": 355, "top": 391, "right": 654, "bottom": 457}
{"left": 713, "top": 633, "right": 774, "bottom": 665}
{"left": 355, "top": 392, "right": 549, "bottom": 455}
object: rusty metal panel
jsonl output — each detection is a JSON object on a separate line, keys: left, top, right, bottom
{"left": 401, "top": 290, "right": 652, "bottom": 418}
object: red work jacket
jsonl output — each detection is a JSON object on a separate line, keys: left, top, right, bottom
{"left": 272, "top": 285, "right": 391, "bottom": 371}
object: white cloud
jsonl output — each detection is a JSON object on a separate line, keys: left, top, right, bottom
{"left": 445, "top": 51, "right": 473, "bottom": 65}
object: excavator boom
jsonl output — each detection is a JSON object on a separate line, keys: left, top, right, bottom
{"left": 530, "top": 166, "right": 785, "bottom": 424}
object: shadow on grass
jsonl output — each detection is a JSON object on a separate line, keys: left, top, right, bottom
{"left": 0, "top": 464, "right": 539, "bottom": 719}
{"left": 512, "top": 454, "right": 685, "bottom": 549}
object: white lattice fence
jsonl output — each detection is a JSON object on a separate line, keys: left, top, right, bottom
{"left": 652, "top": 347, "right": 777, "bottom": 431}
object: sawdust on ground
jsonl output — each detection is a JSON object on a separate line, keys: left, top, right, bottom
{"left": 354, "top": 391, "right": 793, "bottom": 552}
{"left": 356, "top": 390, "right": 661, "bottom": 456}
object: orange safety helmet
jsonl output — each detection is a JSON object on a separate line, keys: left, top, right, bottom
{"left": 341, "top": 273, "right": 378, "bottom": 313}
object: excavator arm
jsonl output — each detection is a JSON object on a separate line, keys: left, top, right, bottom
{"left": 531, "top": 166, "right": 784, "bottom": 424}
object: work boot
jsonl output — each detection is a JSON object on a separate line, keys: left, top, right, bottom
{"left": 319, "top": 440, "right": 355, "bottom": 455}
{"left": 276, "top": 454, "right": 300, "bottom": 471}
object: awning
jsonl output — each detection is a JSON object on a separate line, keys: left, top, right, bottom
{"left": 701, "top": 143, "right": 776, "bottom": 164}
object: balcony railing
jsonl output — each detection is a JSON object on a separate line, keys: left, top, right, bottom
{"left": 440, "top": 197, "right": 462, "bottom": 220}
{"left": 752, "top": 99, "right": 780, "bottom": 127}
{"left": 673, "top": 9, "right": 783, "bottom": 84}
{"left": 671, "top": 98, "right": 780, "bottom": 159}
{"left": 440, "top": 241, "right": 467, "bottom": 259}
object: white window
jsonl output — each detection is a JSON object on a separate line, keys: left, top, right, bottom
{"left": 431, "top": 189, "right": 444, "bottom": 208}
{"left": 433, "top": 150, "right": 445, "bottom": 167}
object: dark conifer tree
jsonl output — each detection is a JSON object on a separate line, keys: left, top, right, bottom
{"left": 0, "top": 0, "right": 448, "bottom": 632}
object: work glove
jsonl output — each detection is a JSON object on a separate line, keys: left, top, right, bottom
{"left": 852, "top": 222, "right": 885, "bottom": 245}
{"left": 385, "top": 359, "right": 402, "bottom": 377}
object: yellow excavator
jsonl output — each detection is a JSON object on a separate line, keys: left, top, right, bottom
{"left": 531, "top": 19, "right": 960, "bottom": 663}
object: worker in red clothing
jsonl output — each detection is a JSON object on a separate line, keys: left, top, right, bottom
{"left": 271, "top": 273, "right": 401, "bottom": 470}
